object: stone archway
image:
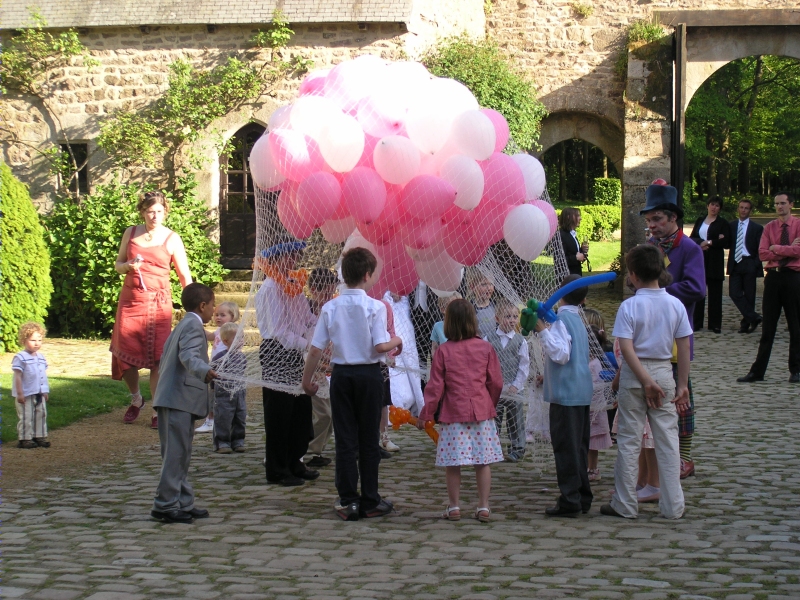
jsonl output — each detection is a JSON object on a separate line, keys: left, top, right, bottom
{"left": 535, "top": 111, "right": 624, "bottom": 178}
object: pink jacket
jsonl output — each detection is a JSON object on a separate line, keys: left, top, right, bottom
{"left": 419, "top": 337, "right": 503, "bottom": 424}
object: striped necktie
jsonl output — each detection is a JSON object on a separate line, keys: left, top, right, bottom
{"left": 735, "top": 223, "right": 745, "bottom": 263}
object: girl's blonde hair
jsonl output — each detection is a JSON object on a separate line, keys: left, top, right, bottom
{"left": 219, "top": 322, "right": 239, "bottom": 344}
{"left": 582, "top": 308, "right": 605, "bottom": 331}
{"left": 18, "top": 322, "right": 46, "bottom": 347}
{"left": 437, "top": 291, "right": 461, "bottom": 312}
{"left": 217, "top": 301, "right": 240, "bottom": 322}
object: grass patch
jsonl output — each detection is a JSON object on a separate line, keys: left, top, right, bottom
{"left": 532, "top": 240, "right": 620, "bottom": 272}
{"left": 1, "top": 372, "right": 150, "bottom": 443}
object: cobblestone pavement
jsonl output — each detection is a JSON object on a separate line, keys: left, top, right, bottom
{"left": 3, "top": 289, "right": 800, "bottom": 600}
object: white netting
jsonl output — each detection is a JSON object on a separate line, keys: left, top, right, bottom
{"left": 214, "top": 55, "right": 615, "bottom": 467}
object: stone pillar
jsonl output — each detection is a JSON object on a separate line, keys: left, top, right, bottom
{"left": 621, "top": 37, "right": 674, "bottom": 258}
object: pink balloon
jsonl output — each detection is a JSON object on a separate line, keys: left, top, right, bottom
{"left": 320, "top": 216, "right": 356, "bottom": 243}
{"left": 440, "top": 204, "right": 477, "bottom": 227}
{"left": 473, "top": 200, "right": 512, "bottom": 247}
{"left": 481, "top": 109, "right": 510, "bottom": 152}
{"left": 377, "top": 239, "right": 418, "bottom": 296}
{"left": 356, "top": 134, "right": 380, "bottom": 170}
{"left": 401, "top": 175, "right": 457, "bottom": 221}
{"left": 442, "top": 220, "right": 488, "bottom": 266}
{"left": 531, "top": 199, "right": 558, "bottom": 237}
{"left": 481, "top": 152, "right": 526, "bottom": 205}
{"left": 298, "top": 69, "right": 329, "bottom": 97}
{"left": 399, "top": 217, "right": 443, "bottom": 250}
{"left": 407, "top": 237, "right": 447, "bottom": 262}
{"left": 355, "top": 184, "right": 404, "bottom": 245}
{"left": 295, "top": 172, "right": 342, "bottom": 226}
{"left": 341, "top": 167, "right": 387, "bottom": 223}
{"left": 269, "top": 129, "right": 326, "bottom": 182}
{"left": 277, "top": 185, "right": 314, "bottom": 239}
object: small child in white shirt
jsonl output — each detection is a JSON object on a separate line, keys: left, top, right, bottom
{"left": 13, "top": 322, "right": 51, "bottom": 449}
{"left": 603, "top": 244, "right": 692, "bottom": 520}
{"left": 198, "top": 301, "right": 240, "bottom": 434}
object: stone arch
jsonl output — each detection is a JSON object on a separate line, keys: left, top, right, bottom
{"left": 534, "top": 111, "right": 624, "bottom": 177}
{"left": 684, "top": 25, "right": 800, "bottom": 111}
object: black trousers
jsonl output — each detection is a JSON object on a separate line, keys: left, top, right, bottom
{"left": 729, "top": 257, "right": 761, "bottom": 326}
{"left": 260, "top": 340, "right": 313, "bottom": 482}
{"left": 549, "top": 403, "right": 592, "bottom": 512}
{"left": 693, "top": 279, "right": 724, "bottom": 331}
{"left": 750, "top": 269, "right": 800, "bottom": 378}
{"left": 330, "top": 363, "right": 384, "bottom": 511}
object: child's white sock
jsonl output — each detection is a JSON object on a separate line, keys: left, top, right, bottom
{"left": 637, "top": 484, "right": 659, "bottom": 499}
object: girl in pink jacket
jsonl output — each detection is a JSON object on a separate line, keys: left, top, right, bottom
{"left": 418, "top": 299, "right": 504, "bottom": 522}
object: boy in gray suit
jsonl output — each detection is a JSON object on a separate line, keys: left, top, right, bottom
{"left": 151, "top": 283, "right": 218, "bottom": 523}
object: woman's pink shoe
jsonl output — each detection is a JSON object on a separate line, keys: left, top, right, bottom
{"left": 123, "top": 400, "right": 143, "bottom": 424}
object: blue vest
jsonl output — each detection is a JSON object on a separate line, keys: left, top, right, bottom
{"left": 486, "top": 330, "right": 524, "bottom": 385}
{"left": 543, "top": 310, "right": 593, "bottom": 406}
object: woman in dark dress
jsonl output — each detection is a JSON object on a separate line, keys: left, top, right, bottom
{"left": 690, "top": 196, "right": 729, "bottom": 333}
{"left": 558, "top": 207, "right": 589, "bottom": 276}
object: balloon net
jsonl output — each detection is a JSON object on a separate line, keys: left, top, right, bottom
{"left": 212, "top": 55, "right": 615, "bottom": 469}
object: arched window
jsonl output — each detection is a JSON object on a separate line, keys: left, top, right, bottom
{"left": 219, "top": 122, "right": 265, "bottom": 268}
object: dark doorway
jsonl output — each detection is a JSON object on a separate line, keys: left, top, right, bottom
{"left": 219, "top": 122, "right": 265, "bottom": 268}
{"left": 542, "top": 139, "right": 621, "bottom": 204}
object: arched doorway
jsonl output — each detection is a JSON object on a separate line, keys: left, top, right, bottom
{"left": 219, "top": 122, "right": 265, "bottom": 268}
{"left": 542, "top": 139, "right": 622, "bottom": 205}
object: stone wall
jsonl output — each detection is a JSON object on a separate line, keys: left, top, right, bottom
{"left": 1, "top": 0, "right": 484, "bottom": 210}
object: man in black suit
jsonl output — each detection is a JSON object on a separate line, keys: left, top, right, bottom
{"left": 727, "top": 198, "right": 764, "bottom": 333}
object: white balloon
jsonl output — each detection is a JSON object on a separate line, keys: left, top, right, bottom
{"left": 357, "top": 92, "right": 407, "bottom": 138}
{"left": 418, "top": 138, "right": 460, "bottom": 176}
{"left": 268, "top": 105, "right": 292, "bottom": 131}
{"left": 510, "top": 153, "right": 547, "bottom": 200}
{"left": 503, "top": 204, "right": 551, "bottom": 261}
{"left": 325, "top": 55, "right": 387, "bottom": 112}
{"left": 373, "top": 136, "right": 420, "bottom": 185}
{"left": 384, "top": 61, "right": 432, "bottom": 106}
{"left": 439, "top": 154, "right": 484, "bottom": 211}
{"left": 428, "top": 78, "right": 479, "bottom": 116}
{"left": 290, "top": 95, "right": 341, "bottom": 141}
{"left": 318, "top": 114, "right": 365, "bottom": 173}
{"left": 406, "top": 102, "right": 452, "bottom": 154}
{"left": 449, "top": 110, "right": 496, "bottom": 161}
{"left": 415, "top": 253, "right": 464, "bottom": 293}
{"left": 320, "top": 217, "right": 356, "bottom": 243}
{"left": 249, "top": 133, "right": 285, "bottom": 190}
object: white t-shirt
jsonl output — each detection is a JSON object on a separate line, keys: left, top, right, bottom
{"left": 612, "top": 288, "right": 693, "bottom": 360}
{"left": 311, "top": 288, "right": 391, "bottom": 365}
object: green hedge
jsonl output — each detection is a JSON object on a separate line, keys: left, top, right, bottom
{"left": 43, "top": 175, "right": 227, "bottom": 337}
{"left": 592, "top": 178, "right": 621, "bottom": 206}
{"left": 556, "top": 205, "right": 621, "bottom": 242}
{"left": 0, "top": 163, "right": 53, "bottom": 351}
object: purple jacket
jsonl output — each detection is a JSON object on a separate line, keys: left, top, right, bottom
{"left": 650, "top": 231, "right": 705, "bottom": 358}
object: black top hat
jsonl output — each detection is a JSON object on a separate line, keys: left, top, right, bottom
{"left": 639, "top": 184, "right": 683, "bottom": 219}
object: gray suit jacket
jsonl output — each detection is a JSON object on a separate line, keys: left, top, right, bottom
{"left": 153, "top": 313, "right": 212, "bottom": 418}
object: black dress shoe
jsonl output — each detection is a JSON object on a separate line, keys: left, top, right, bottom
{"left": 306, "top": 455, "right": 332, "bottom": 468}
{"left": 379, "top": 448, "right": 392, "bottom": 459}
{"left": 186, "top": 507, "right": 209, "bottom": 519}
{"left": 737, "top": 372, "right": 764, "bottom": 383}
{"left": 544, "top": 505, "right": 581, "bottom": 518}
{"left": 151, "top": 509, "right": 193, "bottom": 523}
{"left": 738, "top": 325, "right": 749, "bottom": 333}
{"left": 748, "top": 317, "right": 763, "bottom": 333}
{"left": 711, "top": 328, "right": 721, "bottom": 334}
{"left": 790, "top": 373, "right": 800, "bottom": 383}
{"left": 600, "top": 504, "right": 625, "bottom": 518}
{"left": 297, "top": 469, "right": 319, "bottom": 480}
{"left": 360, "top": 499, "right": 394, "bottom": 518}
{"left": 279, "top": 476, "right": 306, "bottom": 487}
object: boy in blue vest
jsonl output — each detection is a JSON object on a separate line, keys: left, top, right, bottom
{"left": 486, "top": 300, "right": 530, "bottom": 462}
{"left": 534, "top": 274, "right": 594, "bottom": 517}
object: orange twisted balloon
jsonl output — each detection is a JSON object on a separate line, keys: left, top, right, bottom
{"left": 389, "top": 406, "right": 439, "bottom": 444}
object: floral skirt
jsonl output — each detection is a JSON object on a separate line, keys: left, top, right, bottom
{"left": 435, "top": 420, "right": 504, "bottom": 467}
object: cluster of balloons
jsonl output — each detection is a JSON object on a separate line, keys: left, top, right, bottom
{"left": 249, "top": 54, "right": 557, "bottom": 295}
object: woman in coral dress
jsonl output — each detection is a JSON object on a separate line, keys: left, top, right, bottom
{"left": 111, "top": 191, "right": 192, "bottom": 428}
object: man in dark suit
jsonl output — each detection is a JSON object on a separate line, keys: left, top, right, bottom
{"left": 727, "top": 199, "right": 764, "bottom": 334}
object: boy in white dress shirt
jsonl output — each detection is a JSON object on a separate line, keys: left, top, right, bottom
{"left": 302, "top": 247, "right": 403, "bottom": 521}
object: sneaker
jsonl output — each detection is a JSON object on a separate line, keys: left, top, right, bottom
{"left": 637, "top": 485, "right": 660, "bottom": 503}
{"left": 359, "top": 499, "right": 394, "bottom": 519}
{"left": 335, "top": 499, "right": 360, "bottom": 521}
{"left": 380, "top": 432, "right": 399, "bottom": 452}
{"left": 306, "top": 455, "right": 332, "bottom": 468}
{"left": 17, "top": 440, "right": 37, "bottom": 449}
{"left": 33, "top": 438, "right": 51, "bottom": 448}
{"left": 195, "top": 418, "right": 214, "bottom": 433}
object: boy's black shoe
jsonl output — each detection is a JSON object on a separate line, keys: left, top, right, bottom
{"left": 544, "top": 505, "right": 581, "bottom": 518}
{"left": 335, "top": 500, "right": 360, "bottom": 521}
{"left": 34, "top": 438, "right": 51, "bottom": 448}
{"left": 379, "top": 448, "right": 392, "bottom": 459}
{"left": 306, "top": 455, "right": 332, "bottom": 468}
{"left": 359, "top": 499, "right": 394, "bottom": 519}
{"left": 600, "top": 504, "right": 625, "bottom": 518}
{"left": 278, "top": 476, "right": 305, "bottom": 487}
{"left": 151, "top": 509, "right": 193, "bottom": 523}
{"left": 298, "top": 469, "right": 319, "bottom": 480}
{"left": 187, "top": 507, "right": 209, "bottom": 519}
{"left": 18, "top": 440, "right": 37, "bottom": 449}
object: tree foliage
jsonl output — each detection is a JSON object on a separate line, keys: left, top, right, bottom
{"left": 0, "top": 162, "right": 53, "bottom": 351}
{"left": 422, "top": 35, "right": 548, "bottom": 151}
{"left": 43, "top": 175, "right": 227, "bottom": 337}
{"left": 685, "top": 55, "right": 800, "bottom": 212}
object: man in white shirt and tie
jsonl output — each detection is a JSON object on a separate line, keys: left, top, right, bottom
{"left": 727, "top": 199, "right": 764, "bottom": 333}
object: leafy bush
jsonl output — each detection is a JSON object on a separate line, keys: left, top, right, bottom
{"left": 422, "top": 35, "right": 548, "bottom": 151}
{"left": 43, "top": 175, "right": 227, "bottom": 336}
{"left": 0, "top": 163, "right": 53, "bottom": 351}
{"left": 556, "top": 205, "right": 621, "bottom": 242}
{"left": 615, "top": 20, "right": 668, "bottom": 78}
{"left": 592, "top": 177, "right": 621, "bottom": 206}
